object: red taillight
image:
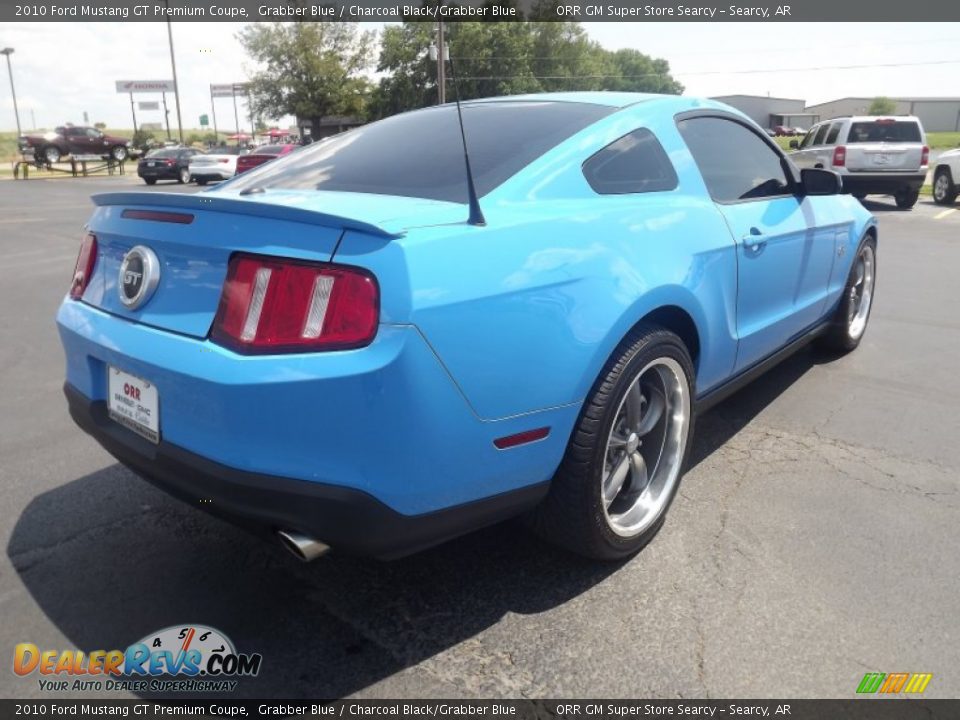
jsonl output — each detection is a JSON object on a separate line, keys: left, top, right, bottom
{"left": 832, "top": 145, "right": 846, "bottom": 167}
{"left": 70, "top": 233, "right": 97, "bottom": 300}
{"left": 165, "top": 158, "right": 176, "bottom": 166}
{"left": 211, "top": 254, "right": 379, "bottom": 353}
{"left": 921, "top": 145, "right": 929, "bottom": 166}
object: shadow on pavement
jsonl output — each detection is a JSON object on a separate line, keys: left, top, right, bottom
{"left": 8, "top": 345, "right": 830, "bottom": 699}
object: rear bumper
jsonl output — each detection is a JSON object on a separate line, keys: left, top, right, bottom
{"left": 57, "top": 299, "right": 572, "bottom": 539}
{"left": 190, "top": 168, "right": 233, "bottom": 180}
{"left": 137, "top": 167, "right": 179, "bottom": 179}
{"left": 842, "top": 172, "right": 926, "bottom": 194}
{"left": 65, "top": 383, "right": 547, "bottom": 559}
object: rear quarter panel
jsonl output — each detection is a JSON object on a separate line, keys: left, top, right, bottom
{"left": 337, "top": 101, "right": 740, "bottom": 421}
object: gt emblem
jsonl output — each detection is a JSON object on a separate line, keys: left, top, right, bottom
{"left": 118, "top": 245, "right": 160, "bottom": 309}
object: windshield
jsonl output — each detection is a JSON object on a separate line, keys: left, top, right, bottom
{"left": 229, "top": 101, "right": 614, "bottom": 203}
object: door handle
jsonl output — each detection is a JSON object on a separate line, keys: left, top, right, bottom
{"left": 743, "top": 227, "right": 767, "bottom": 252}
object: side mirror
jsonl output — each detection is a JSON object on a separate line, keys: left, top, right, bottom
{"left": 789, "top": 139, "right": 800, "bottom": 150}
{"left": 801, "top": 168, "right": 841, "bottom": 196}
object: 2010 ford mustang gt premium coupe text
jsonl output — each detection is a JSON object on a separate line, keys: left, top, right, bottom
{"left": 57, "top": 93, "right": 877, "bottom": 561}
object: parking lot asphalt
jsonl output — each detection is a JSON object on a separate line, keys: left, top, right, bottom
{"left": 1, "top": 175, "right": 958, "bottom": 700}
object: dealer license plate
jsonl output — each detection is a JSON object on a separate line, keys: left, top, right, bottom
{"left": 107, "top": 366, "right": 160, "bottom": 444}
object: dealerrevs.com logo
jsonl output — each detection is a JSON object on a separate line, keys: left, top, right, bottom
{"left": 13, "top": 625, "right": 262, "bottom": 693}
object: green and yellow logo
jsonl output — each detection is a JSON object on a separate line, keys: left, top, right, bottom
{"left": 856, "top": 672, "right": 932, "bottom": 694}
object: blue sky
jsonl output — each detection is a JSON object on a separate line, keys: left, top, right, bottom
{"left": 0, "top": 22, "right": 957, "bottom": 132}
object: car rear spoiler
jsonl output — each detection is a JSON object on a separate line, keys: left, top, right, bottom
{"left": 91, "top": 192, "right": 402, "bottom": 239}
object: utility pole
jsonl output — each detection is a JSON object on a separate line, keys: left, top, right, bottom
{"left": 1, "top": 48, "right": 22, "bottom": 137}
{"left": 164, "top": 3, "right": 184, "bottom": 144}
{"left": 437, "top": 23, "right": 446, "bottom": 105}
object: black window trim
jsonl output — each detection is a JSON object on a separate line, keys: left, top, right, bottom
{"left": 674, "top": 109, "right": 801, "bottom": 206}
{"left": 580, "top": 127, "right": 679, "bottom": 196}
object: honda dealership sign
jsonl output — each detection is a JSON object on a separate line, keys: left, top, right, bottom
{"left": 115, "top": 80, "right": 175, "bottom": 93}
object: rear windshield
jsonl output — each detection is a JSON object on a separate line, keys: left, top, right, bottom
{"left": 848, "top": 121, "right": 922, "bottom": 143}
{"left": 229, "top": 101, "right": 614, "bottom": 203}
{"left": 145, "top": 149, "right": 181, "bottom": 158}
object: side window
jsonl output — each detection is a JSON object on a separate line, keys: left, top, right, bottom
{"left": 812, "top": 124, "right": 830, "bottom": 146}
{"left": 825, "top": 123, "right": 842, "bottom": 145}
{"left": 677, "top": 116, "right": 791, "bottom": 203}
{"left": 582, "top": 128, "right": 678, "bottom": 195}
{"left": 798, "top": 127, "right": 817, "bottom": 149}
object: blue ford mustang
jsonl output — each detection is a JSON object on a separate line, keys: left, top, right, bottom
{"left": 57, "top": 93, "right": 877, "bottom": 561}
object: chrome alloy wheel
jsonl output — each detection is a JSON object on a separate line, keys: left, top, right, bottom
{"left": 847, "top": 244, "right": 875, "bottom": 340}
{"left": 601, "top": 356, "right": 690, "bottom": 537}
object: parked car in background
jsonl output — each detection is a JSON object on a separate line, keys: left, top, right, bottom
{"left": 235, "top": 144, "right": 298, "bottom": 174}
{"left": 764, "top": 128, "right": 778, "bottom": 138}
{"left": 932, "top": 147, "right": 960, "bottom": 205}
{"left": 137, "top": 147, "right": 202, "bottom": 185}
{"left": 773, "top": 125, "right": 797, "bottom": 136}
{"left": 18, "top": 126, "right": 132, "bottom": 164}
{"left": 188, "top": 146, "right": 248, "bottom": 185}
{"left": 57, "top": 93, "right": 877, "bottom": 562}
{"left": 790, "top": 116, "right": 928, "bottom": 209}
{"left": 792, "top": 127, "right": 807, "bottom": 136}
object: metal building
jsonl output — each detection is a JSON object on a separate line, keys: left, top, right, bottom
{"left": 711, "top": 94, "right": 820, "bottom": 131}
{"left": 804, "top": 97, "right": 960, "bottom": 132}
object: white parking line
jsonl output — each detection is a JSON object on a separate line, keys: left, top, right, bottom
{"left": 933, "top": 208, "right": 957, "bottom": 220}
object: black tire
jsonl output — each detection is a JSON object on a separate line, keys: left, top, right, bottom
{"left": 178, "top": 167, "right": 190, "bottom": 184}
{"left": 817, "top": 236, "right": 877, "bottom": 354}
{"left": 932, "top": 167, "right": 958, "bottom": 206}
{"left": 195, "top": 177, "right": 208, "bottom": 186}
{"left": 852, "top": 193, "right": 867, "bottom": 201}
{"left": 144, "top": 178, "right": 157, "bottom": 186}
{"left": 42, "top": 145, "right": 62, "bottom": 164}
{"left": 894, "top": 188, "right": 919, "bottom": 210}
{"left": 528, "top": 324, "right": 696, "bottom": 560}
{"left": 110, "top": 145, "right": 129, "bottom": 162}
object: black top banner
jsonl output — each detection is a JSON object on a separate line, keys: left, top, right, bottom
{"left": 3, "top": 700, "right": 960, "bottom": 719}
{"left": 3, "top": 0, "right": 959, "bottom": 22}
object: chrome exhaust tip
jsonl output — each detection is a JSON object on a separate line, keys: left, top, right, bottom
{"left": 277, "top": 530, "right": 330, "bottom": 562}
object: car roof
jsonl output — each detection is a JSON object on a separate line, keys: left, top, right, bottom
{"left": 462, "top": 92, "right": 742, "bottom": 120}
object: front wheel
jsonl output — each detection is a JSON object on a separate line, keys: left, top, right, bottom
{"left": 529, "top": 325, "right": 695, "bottom": 560}
{"left": 42, "top": 146, "right": 62, "bottom": 164}
{"left": 195, "top": 177, "right": 208, "bottom": 186}
{"left": 933, "top": 168, "right": 958, "bottom": 206}
{"left": 110, "top": 146, "right": 129, "bottom": 162}
{"left": 894, "top": 188, "right": 919, "bottom": 210}
{"left": 817, "top": 237, "right": 877, "bottom": 354}
{"left": 178, "top": 167, "right": 190, "bottom": 184}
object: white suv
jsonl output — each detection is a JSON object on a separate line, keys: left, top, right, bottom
{"left": 790, "top": 116, "right": 928, "bottom": 209}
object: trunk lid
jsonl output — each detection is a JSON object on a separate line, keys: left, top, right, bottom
{"left": 80, "top": 190, "right": 461, "bottom": 338}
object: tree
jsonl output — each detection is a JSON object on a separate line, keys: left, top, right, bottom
{"left": 867, "top": 97, "right": 897, "bottom": 116}
{"left": 238, "top": 23, "right": 375, "bottom": 130}
{"left": 372, "top": 20, "right": 683, "bottom": 117}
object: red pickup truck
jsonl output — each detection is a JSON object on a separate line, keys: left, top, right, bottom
{"left": 18, "top": 126, "right": 132, "bottom": 164}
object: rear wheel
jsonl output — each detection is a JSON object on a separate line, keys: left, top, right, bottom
{"left": 195, "top": 177, "right": 208, "bottom": 186}
{"left": 178, "top": 167, "right": 190, "bottom": 184}
{"left": 818, "top": 238, "right": 877, "bottom": 354}
{"left": 529, "top": 325, "right": 695, "bottom": 560}
{"left": 143, "top": 178, "right": 157, "bottom": 186}
{"left": 933, "top": 168, "right": 958, "bottom": 206}
{"left": 852, "top": 192, "right": 867, "bottom": 201}
{"left": 894, "top": 188, "right": 919, "bottom": 210}
{"left": 110, "top": 145, "right": 129, "bottom": 162}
